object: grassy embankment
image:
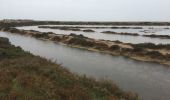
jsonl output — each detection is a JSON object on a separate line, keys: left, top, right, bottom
{"left": 0, "top": 37, "right": 139, "bottom": 100}
{"left": 1, "top": 26, "right": 170, "bottom": 66}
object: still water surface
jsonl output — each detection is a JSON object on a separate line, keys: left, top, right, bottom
{"left": 1, "top": 32, "right": 170, "bottom": 100}
{"left": 17, "top": 25, "right": 170, "bottom": 44}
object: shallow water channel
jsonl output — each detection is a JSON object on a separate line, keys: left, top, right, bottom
{"left": 17, "top": 25, "right": 170, "bottom": 44}
{"left": 1, "top": 31, "right": 170, "bottom": 100}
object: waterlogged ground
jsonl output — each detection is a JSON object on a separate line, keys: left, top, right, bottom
{"left": 17, "top": 25, "right": 170, "bottom": 44}
{"left": 1, "top": 31, "right": 170, "bottom": 100}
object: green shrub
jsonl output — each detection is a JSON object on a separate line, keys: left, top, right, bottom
{"left": 83, "top": 29, "right": 95, "bottom": 32}
{"left": 146, "top": 51, "right": 163, "bottom": 58}
{"left": 68, "top": 37, "right": 94, "bottom": 47}
{"left": 0, "top": 37, "right": 9, "bottom": 45}
{"left": 33, "top": 33, "right": 49, "bottom": 38}
{"left": 109, "top": 45, "right": 120, "bottom": 51}
{"left": 132, "top": 43, "right": 170, "bottom": 50}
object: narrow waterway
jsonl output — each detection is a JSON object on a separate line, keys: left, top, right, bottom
{"left": 1, "top": 31, "right": 170, "bottom": 100}
{"left": 17, "top": 26, "right": 170, "bottom": 44}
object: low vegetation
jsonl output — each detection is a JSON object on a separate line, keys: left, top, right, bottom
{"left": 39, "top": 26, "right": 82, "bottom": 31}
{"left": 131, "top": 43, "right": 170, "bottom": 50}
{"left": 82, "top": 29, "right": 95, "bottom": 32}
{"left": 111, "top": 27, "right": 143, "bottom": 29}
{"left": 0, "top": 37, "right": 139, "bottom": 100}
{"left": 143, "top": 34, "right": 170, "bottom": 39}
{"left": 109, "top": 45, "right": 121, "bottom": 51}
{"left": 39, "top": 26, "right": 95, "bottom": 32}
{"left": 67, "top": 34, "right": 95, "bottom": 47}
{"left": 38, "top": 26, "right": 109, "bottom": 29}
{"left": 101, "top": 31, "right": 139, "bottom": 36}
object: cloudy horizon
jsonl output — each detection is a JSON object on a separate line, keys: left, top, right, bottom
{"left": 0, "top": 0, "right": 170, "bottom": 21}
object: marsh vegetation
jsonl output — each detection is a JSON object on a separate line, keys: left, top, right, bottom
{"left": 0, "top": 37, "right": 139, "bottom": 100}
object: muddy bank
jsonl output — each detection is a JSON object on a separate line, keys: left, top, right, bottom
{"left": 1, "top": 27, "right": 170, "bottom": 66}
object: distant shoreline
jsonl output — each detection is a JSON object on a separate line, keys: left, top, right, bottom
{"left": 1, "top": 19, "right": 170, "bottom": 26}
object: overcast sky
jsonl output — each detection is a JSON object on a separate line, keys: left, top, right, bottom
{"left": 0, "top": 0, "right": 170, "bottom": 21}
